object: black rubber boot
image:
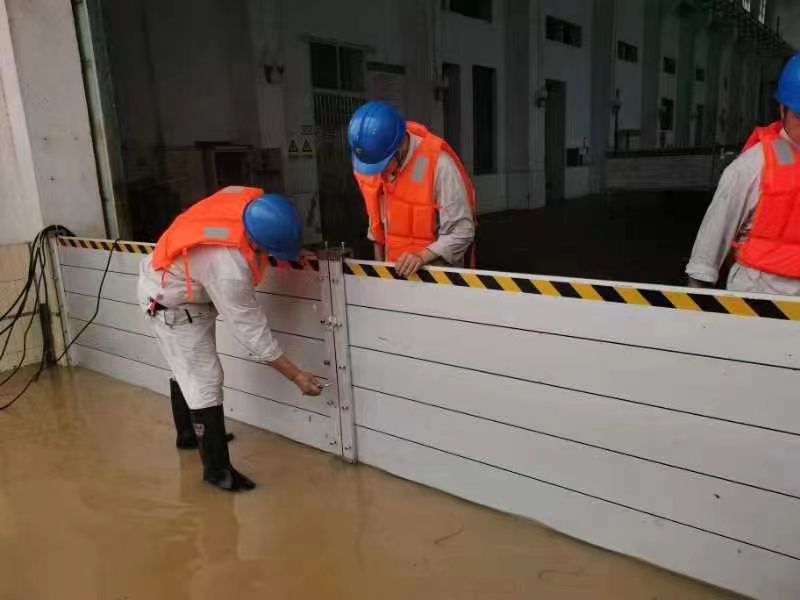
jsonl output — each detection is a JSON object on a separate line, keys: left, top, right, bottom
{"left": 190, "top": 405, "right": 256, "bottom": 492}
{"left": 170, "top": 378, "right": 233, "bottom": 449}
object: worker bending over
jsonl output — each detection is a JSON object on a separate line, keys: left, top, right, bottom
{"left": 138, "top": 186, "right": 321, "bottom": 493}
{"left": 348, "top": 100, "right": 476, "bottom": 277}
{"left": 686, "top": 53, "right": 800, "bottom": 295}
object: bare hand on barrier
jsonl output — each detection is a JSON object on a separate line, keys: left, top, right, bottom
{"left": 299, "top": 249, "right": 317, "bottom": 261}
{"left": 395, "top": 252, "right": 426, "bottom": 278}
{"left": 293, "top": 371, "right": 323, "bottom": 396}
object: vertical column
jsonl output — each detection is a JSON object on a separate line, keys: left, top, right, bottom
{"left": 528, "top": 0, "right": 546, "bottom": 208}
{"left": 703, "top": 22, "right": 722, "bottom": 145}
{"left": 0, "top": 0, "right": 43, "bottom": 244}
{"left": 318, "top": 250, "right": 357, "bottom": 462}
{"left": 589, "top": 0, "right": 616, "bottom": 192}
{"left": 675, "top": 9, "right": 698, "bottom": 146}
{"left": 640, "top": 0, "right": 663, "bottom": 148}
{"left": 2, "top": 0, "right": 105, "bottom": 238}
{"left": 503, "top": 0, "right": 531, "bottom": 209}
{"left": 73, "top": 0, "right": 130, "bottom": 239}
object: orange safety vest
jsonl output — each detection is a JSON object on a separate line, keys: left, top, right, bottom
{"left": 736, "top": 122, "right": 800, "bottom": 278}
{"left": 151, "top": 186, "right": 269, "bottom": 300}
{"left": 353, "top": 121, "right": 476, "bottom": 265}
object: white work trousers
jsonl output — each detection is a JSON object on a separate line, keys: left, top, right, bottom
{"left": 149, "top": 305, "right": 224, "bottom": 410}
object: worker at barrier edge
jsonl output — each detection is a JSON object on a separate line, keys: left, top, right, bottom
{"left": 686, "top": 53, "right": 800, "bottom": 295}
{"left": 348, "top": 100, "right": 476, "bottom": 277}
{"left": 137, "top": 186, "right": 322, "bottom": 493}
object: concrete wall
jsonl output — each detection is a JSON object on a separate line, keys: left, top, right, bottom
{"left": 773, "top": 0, "right": 800, "bottom": 49}
{"left": 543, "top": 0, "right": 593, "bottom": 198}
{"left": 442, "top": 6, "right": 508, "bottom": 212}
{"left": 0, "top": 0, "right": 104, "bottom": 244}
{"left": 614, "top": 0, "right": 644, "bottom": 134}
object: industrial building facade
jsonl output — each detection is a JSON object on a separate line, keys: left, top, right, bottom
{"left": 0, "top": 0, "right": 798, "bottom": 251}
{"left": 88, "top": 0, "right": 799, "bottom": 248}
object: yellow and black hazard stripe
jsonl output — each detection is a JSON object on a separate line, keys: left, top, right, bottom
{"left": 59, "top": 237, "right": 153, "bottom": 254}
{"left": 343, "top": 262, "right": 800, "bottom": 322}
{"left": 58, "top": 237, "right": 319, "bottom": 271}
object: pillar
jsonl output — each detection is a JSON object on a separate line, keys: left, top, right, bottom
{"left": 589, "top": 0, "right": 615, "bottom": 193}
{"left": 504, "top": 0, "right": 531, "bottom": 209}
{"left": 528, "top": 0, "right": 546, "bottom": 208}
{"left": 703, "top": 22, "right": 722, "bottom": 145}
{"left": 640, "top": 0, "right": 662, "bottom": 148}
{"left": 674, "top": 8, "right": 698, "bottom": 146}
{"left": 0, "top": 0, "right": 104, "bottom": 244}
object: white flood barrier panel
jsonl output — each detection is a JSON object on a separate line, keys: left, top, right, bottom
{"left": 57, "top": 235, "right": 800, "bottom": 599}
{"left": 56, "top": 238, "right": 354, "bottom": 455}
{"left": 344, "top": 261, "right": 800, "bottom": 600}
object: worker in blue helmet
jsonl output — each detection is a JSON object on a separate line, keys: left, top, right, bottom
{"left": 137, "top": 186, "right": 322, "bottom": 493}
{"left": 687, "top": 53, "right": 800, "bottom": 295}
{"left": 348, "top": 101, "right": 476, "bottom": 277}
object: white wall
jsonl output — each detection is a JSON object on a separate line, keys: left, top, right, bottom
{"left": 442, "top": 6, "right": 508, "bottom": 213}
{"left": 0, "top": 0, "right": 104, "bottom": 242}
{"left": 691, "top": 29, "right": 708, "bottom": 145}
{"left": 543, "top": 0, "right": 592, "bottom": 152}
{"left": 716, "top": 37, "right": 733, "bottom": 144}
{"left": 774, "top": 0, "right": 800, "bottom": 49}
{"left": 0, "top": 0, "right": 42, "bottom": 245}
{"left": 659, "top": 13, "right": 679, "bottom": 146}
{"left": 613, "top": 0, "right": 644, "bottom": 133}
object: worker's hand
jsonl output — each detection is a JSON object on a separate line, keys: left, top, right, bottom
{"left": 395, "top": 252, "right": 426, "bottom": 278}
{"left": 298, "top": 249, "right": 317, "bottom": 267}
{"left": 299, "top": 249, "right": 317, "bottom": 261}
{"left": 293, "top": 371, "right": 322, "bottom": 396}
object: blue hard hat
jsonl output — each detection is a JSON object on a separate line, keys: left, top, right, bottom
{"left": 776, "top": 53, "right": 800, "bottom": 114}
{"left": 348, "top": 100, "right": 406, "bottom": 175}
{"left": 243, "top": 194, "right": 303, "bottom": 261}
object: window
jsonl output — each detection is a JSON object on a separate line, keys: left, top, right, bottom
{"left": 472, "top": 66, "right": 496, "bottom": 174}
{"left": 546, "top": 16, "right": 583, "bottom": 48}
{"left": 663, "top": 56, "right": 676, "bottom": 75}
{"left": 310, "top": 42, "right": 364, "bottom": 92}
{"left": 758, "top": 0, "right": 767, "bottom": 23}
{"left": 659, "top": 98, "right": 674, "bottom": 131}
{"left": 617, "top": 41, "right": 639, "bottom": 63}
{"left": 695, "top": 67, "right": 706, "bottom": 82}
{"left": 448, "top": 0, "right": 492, "bottom": 21}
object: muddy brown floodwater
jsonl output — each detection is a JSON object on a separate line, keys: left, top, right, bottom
{"left": 0, "top": 367, "right": 746, "bottom": 600}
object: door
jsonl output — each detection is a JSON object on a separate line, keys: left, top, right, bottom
{"left": 545, "top": 79, "right": 566, "bottom": 202}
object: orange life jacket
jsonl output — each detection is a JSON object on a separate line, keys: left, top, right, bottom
{"left": 151, "top": 186, "right": 269, "bottom": 300}
{"left": 741, "top": 121, "right": 784, "bottom": 153}
{"left": 736, "top": 123, "right": 800, "bottom": 278}
{"left": 353, "top": 121, "right": 476, "bottom": 265}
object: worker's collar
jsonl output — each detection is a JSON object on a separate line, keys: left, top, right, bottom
{"left": 383, "top": 133, "right": 421, "bottom": 182}
{"left": 780, "top": 127, "right": 800, "bottom": 149}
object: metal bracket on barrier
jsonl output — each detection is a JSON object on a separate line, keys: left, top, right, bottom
{"left": 316, "top": 245, "right": 357, "bottom": 463}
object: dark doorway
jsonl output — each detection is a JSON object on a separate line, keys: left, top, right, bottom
{"left": 545, "top": 79, "right": 566, "bottom": 201}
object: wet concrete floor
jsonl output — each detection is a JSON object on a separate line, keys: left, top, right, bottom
{"left": 0, "top": 368, "right": 746, "bottom": 600}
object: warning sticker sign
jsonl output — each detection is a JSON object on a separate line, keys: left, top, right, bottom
{"left": 301, "top": 138, "right": 314, "bottom": 156}
{"left": 288, "top": 139, "right": 299, "bottom": 156}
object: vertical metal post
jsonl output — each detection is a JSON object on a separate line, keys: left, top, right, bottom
{"left": 318, "top": 247, "right": 357, "bottom": 463}
{"left": 317, "top": 254, "right": 342, "bottom": 456}
{"left": 48, "top": 238, "right": 74, "bottom": 366}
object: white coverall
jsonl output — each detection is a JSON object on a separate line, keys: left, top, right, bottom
{"left": 137, "top": 246, "right": 282, "bottom": 410}
{"left": 367, "top": 132, "right": 475, "bottom": 266}
{"left": 686, "top": 128, "right": 800, "bottom": 295}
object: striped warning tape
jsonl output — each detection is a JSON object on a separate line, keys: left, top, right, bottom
{"left": 57, "top": 237, "right": 319, "bottom": 271}
{"left": 344, "top": 262, "right": 800, "bottom": 322}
